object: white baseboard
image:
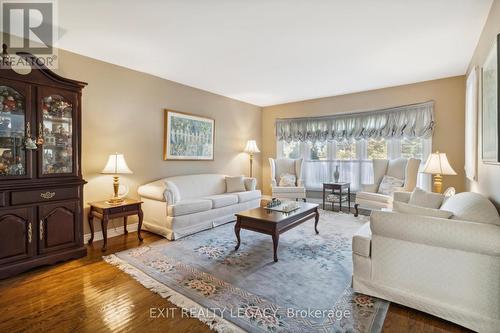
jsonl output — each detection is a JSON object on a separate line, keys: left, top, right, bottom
{"left": 84, "top": 223, "right": 139, "bottom": 243}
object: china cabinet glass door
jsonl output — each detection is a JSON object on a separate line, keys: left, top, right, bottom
{"left": 0, "top": 82, "right": 28, "bottom": 178}
{"left": 39, "top": 88, "right": 77, "bottom": 176}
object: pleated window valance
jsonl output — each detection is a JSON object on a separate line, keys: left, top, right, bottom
{"left": 276, "top": 101, "right": 435, "bottom": 143}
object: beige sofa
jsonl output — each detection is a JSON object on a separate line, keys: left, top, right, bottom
{"left": 352, "top": 192, "right": 500, "bottom": 332}
{"left": 138, "top": 174, "right": 261, "bottom": 240}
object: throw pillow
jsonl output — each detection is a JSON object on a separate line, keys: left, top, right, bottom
{"left": 408, "top": 187, "right": 444, "bottom": 209}
{"left": 393, "top": 201, "right": 453, "bottom": 219}
{"left": 225, "top": 176, "right": 246, "bottom": 193}
{"left": 377, "top": 175, "right": 404, "bottom": 196}
{"left": 279, "top": 173, "right": 296, "bottom": 187}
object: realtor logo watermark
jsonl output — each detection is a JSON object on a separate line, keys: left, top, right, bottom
{"left": 1, "top": 0, "right": 58, "bottom": 69}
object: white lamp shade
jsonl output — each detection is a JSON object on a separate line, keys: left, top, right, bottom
{"left": 422, "top": 152, "right": 456, "bottom": 175}
{"left": 101, "top": 153, "right": 133, "bottom": 174}
{"left": 244, "top": 140, "right": 260, "bottom": 154}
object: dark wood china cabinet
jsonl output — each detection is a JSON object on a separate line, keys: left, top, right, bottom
{"left": 0, "top": 46, "right": 87, "bottom": 279}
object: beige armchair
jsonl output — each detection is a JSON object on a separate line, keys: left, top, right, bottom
{"left": 354, "top": 158, "right": 420, "bottom": 216}
{"left": 269, "top": 158, "right": 306, "bottom": 201}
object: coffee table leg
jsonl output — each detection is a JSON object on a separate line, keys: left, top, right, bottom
{"left": 234, "top": 218, "right": 241, "bottom": 250}
{"left": 314, "top": 209, "right": 320, "bottom": 234}
{"left": 272, "top": 231, "right": 279, "bottom": 262}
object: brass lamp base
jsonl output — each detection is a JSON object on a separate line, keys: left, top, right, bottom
{"left": 106, "top": 175, "right": 124, "bottom": 205}
{"left": 432, "top": 174, "right": 443, "bottom": 193}
{"left": 106, "top": 197, "right": 124, "bottom": 205}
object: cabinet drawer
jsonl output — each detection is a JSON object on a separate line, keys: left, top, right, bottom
{"left": 11, "top": 187, "right": 79, "bottom": 205}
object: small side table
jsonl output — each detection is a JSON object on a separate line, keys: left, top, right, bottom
{"left": 88, "top": 198, "right": 144, "bottom": 252}
{"left": 322, "top": 182, "right": 351, "bottom": 213}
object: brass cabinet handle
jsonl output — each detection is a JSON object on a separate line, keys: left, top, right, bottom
{"left": 28, "top": 222, "right": 32, "bottom": 243}
{"left": 40, "top": 191, "right": 56, "bottom": 199}
{"left": 39, "top": 220, "right": 44, "bottom": 240}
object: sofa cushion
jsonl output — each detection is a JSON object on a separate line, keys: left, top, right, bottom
{"left": 226, "top": 176, "right": 246, "bottom": 193}
{"left": 377, "top": 175, "right": 404, "bottom": 195}
{"left": 393, "top": 201, "right": 453, "bottom": 219}
{"left": 409, "top": 187, "right": 444, "bottom": 209}
{"left": 167, "top": 199, "right": 213, "bottom": 217}
{"left": 244, "top": 177, "right": 257, "bottom": 191}
{"left": 356, "top": 191, "right": 392, "bottom": 204}
{"left": 234, "top": 190, "right": 261, "bottom": 203}
{"left": 279, "top": 173, "right": 296, "bottom": 187}
{"left": 440, "top": 192, "right": 500, "bottom": 225}
{"left": 353, "top": 222, "right": 371, "bottom": 257}
{"left": 203, "top": 194, "right": 238, "bottom": 208}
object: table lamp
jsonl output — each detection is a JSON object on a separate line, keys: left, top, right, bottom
{"left": 244, "top": 140, "right": 260, "bottom": 177}
{"left": 422, "top": 151, "right": 456, "bottom": 193}
{"left": 101, "top": 153, "right": 133, "bottom": 204}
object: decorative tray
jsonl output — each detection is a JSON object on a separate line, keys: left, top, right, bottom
{"left": 265, "top": 199, "right": 301, "bottom": 213}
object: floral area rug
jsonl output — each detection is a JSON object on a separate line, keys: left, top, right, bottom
{"left": 104, "top": 210, "right": 389, "bottom": 333}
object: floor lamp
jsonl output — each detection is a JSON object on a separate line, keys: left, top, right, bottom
{"left": 244, "top": 140, "right": 260, "bottom": 177}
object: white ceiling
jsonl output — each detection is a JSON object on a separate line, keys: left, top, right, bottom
{"left": 55, "top": 0, "right": 492, "bottom": 106}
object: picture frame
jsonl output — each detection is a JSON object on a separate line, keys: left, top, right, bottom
{"left": 481, "top": 33, "right": 500, "bottom": 163}
{"left": 163, "top": 110, "right": 215, "bottom": 161}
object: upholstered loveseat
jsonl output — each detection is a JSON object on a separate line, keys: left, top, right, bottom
{"left": 352, "top": 192, "right": 500, "bottom": 332}
{"left": 138, "top": 174, "right": 261, "bottom": 240}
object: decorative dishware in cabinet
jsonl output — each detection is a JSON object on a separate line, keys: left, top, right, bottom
{"left": 0, "top": 48, "right": 87, "bottom": 279}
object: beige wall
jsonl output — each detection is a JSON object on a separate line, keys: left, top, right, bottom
{"left": 466, "top": 0, "right": 500, "bottom": 205}
{"left": 52, "top": 49, "right": 262, "bottom": 234}
{"left": 261, "top": 76, "right": 466, "bottom": 195}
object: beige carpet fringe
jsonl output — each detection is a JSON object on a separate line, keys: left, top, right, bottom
{"left": 103, "top": 254, "right": 247, "bottom": 333}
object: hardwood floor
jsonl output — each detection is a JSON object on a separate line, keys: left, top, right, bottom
{"left": 0, "top": 231, "right": 473, "bottom": 333}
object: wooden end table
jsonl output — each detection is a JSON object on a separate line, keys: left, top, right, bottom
{"left": 87, "top": 198, "right": 144, "bottom": 252}
{"left": 234, "top": 202, "right": 319, "bottom": 262}
{"left": 323, "top": 182, "right": 351, "bottom": 213}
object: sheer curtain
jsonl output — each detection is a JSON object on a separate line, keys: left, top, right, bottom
{"left": 278, "top": 139, "right": 431, "bottom": 191}
{"left": 275, "top": 102, "right": 434, "bottom": 192}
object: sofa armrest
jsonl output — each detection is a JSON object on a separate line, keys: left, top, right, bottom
{"left": 393, "top": 191, "right": 411, "bottom": 203}
{"left": 361, "top": 184, "right": 378, "bottom": 193}
{"left": 244, "top": 177, "right": 257, "bottom": 191}
{"left": 370, "top": 210, "right": 500, "bottom": 256}
{"left": 138, "top": 180, "right": 166, "bottom": 201}
{"left": 297, "top": 179, "right": 304, "bottom": 187}
{"left": 271, "top": 179, "right": 277, "bottom": 187}
{"left": 138, "top": 179, "right": 180, "bottom": 204}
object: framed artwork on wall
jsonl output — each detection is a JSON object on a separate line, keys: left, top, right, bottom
{"left": 481, "top": 33, "right": 499, "bottom": 163}
{"left": 163, "top": 110, "right": 215, "bottom": 161}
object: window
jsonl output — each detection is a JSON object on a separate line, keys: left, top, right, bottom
{"left": 336, "top": 141, "right": 356, "bottom": 160}
{"left": 367, "top": 139, "right": 387, "bottom": 159}
{"left": 400, "top": 137, "right": 423, "bottom": 160}
{"left": 309, "top": 142, "right": 327, "bottom": 160}
{"left": 277, "top": 137, "right": 431, "bottom": 191}
{"left": 282, "top": 141, "right": 300, "bottom": 159}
